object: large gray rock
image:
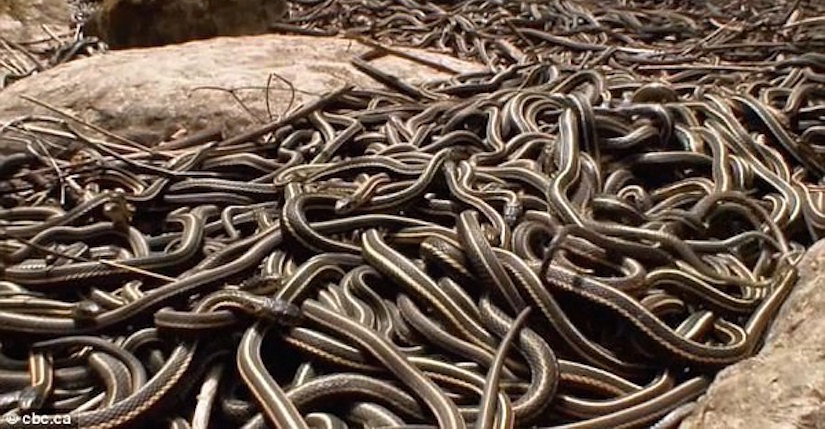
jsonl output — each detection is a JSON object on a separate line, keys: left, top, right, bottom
{"left": 681, "top": 240, "right": 825, "bottom": 429}
{"left": 0, "top": 34, "right": 481, "bottom": 153}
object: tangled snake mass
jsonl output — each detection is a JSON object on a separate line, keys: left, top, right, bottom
{"left": 1, "top": 0, "right": 825, "bottom": 427}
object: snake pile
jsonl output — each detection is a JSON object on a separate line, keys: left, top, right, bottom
{"left": 282, "top": 0, "right": 825, "bottom": 69}
{"left": 1, "top": 0, "right": 824, "bottom": 428}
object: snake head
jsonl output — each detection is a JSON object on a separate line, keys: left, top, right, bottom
{"left": 17, "top": 386, "right": 43, "bottom": 411}
{"left": 334, "top": 197, "right": 356, "bottom": 214}
{"left": 72, "top": 300, "right": 102, "bottom": 324}
{"left": 102, "top": 193, "right": 134, "bottom": 230}
{"left": 256, "top": 297, "right": 303, "bottom": 327}
{"left": 503, "top": 202, "right": 523, "bottom": 225}
{"left": 241, "top": 275, "right": 282, "bottom": 294}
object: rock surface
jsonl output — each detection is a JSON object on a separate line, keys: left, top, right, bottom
{"left": 0, "top": 0, "right": 71, "bottom": 42}
{"left": 85, "top": 0, "right": 288, "bottom": 48}
{"left": 681, "top": 240, "right": 825, "bottom": 429}
{"left": 0, "top": 34, "right": 481, "bottom": 153}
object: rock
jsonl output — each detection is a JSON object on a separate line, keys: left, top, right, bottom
{"left": 0, "top": 34, "right": 481, "bottom": 153}
{"left": 680, "top": 240, "right": 825, "bottom": 429}
{"left": 85, "top": 0, "right": 288, "bottom": 49}
{"left": 0, "top": 0, "right": 71, "bottom": 42}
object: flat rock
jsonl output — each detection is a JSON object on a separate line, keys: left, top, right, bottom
{"left": 681, "top": 240, "right": 825, "bottom": 429}
{"left": 0, "top": 34, "right": 481, "bottom": 153}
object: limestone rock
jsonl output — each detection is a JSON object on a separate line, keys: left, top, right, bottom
{"left": 0, "top": 34, "right": 481, "bottom": 153}
{"left": 85, "top": 0, "right": 288, "bottom": 49}
{"left": 681, "top": 240, "right": 825, "bottom": 429}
